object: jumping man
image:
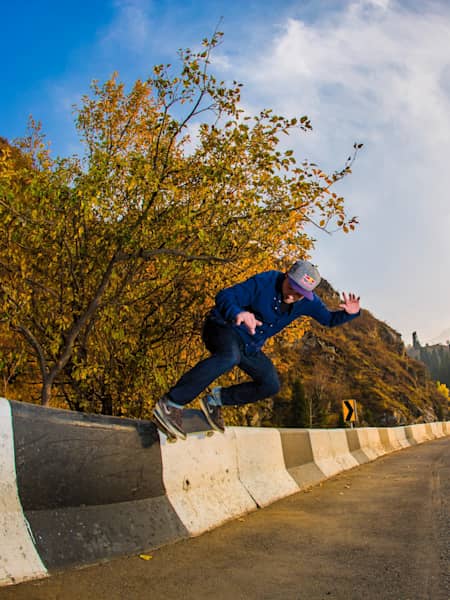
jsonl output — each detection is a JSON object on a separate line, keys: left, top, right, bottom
{"left": 153, "top": 260, "right": 361, "bottom": 438}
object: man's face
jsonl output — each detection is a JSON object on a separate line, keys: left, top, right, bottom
{"left": 282, "top": 275, "right": 304, "bottom": 304}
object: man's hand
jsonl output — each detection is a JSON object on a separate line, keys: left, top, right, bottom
{"left": 339, "top": 292, "right": 361, "bottom": 315}
{"left": 235, "top": 311, "right": 263, "bottom": 335}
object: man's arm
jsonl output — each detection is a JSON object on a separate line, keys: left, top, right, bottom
{"left": 215, "top": 273, "right": 269, "bottom": 334}
{"left": 215, "top": 277, "right": 257, "bottom": 322}
{"left": 310, "top": 292, "right": 361, "bottom": 327}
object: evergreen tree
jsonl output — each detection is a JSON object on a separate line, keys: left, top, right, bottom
{"left": 291, "top": 378, "right": 309, "bottom": 428}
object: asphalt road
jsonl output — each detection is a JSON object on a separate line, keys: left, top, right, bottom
{"left": 1, "top": 437, "right": 449, "bottom": 600}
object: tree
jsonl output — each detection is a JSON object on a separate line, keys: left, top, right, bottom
{"left": 436, "top": 381, "right": 449, "bottom": 421}
{"left": 0, "top": 333, "right": 27, "bottom": 397}
{"left": 291, "top": 378, "right": 309, "bottom": 427}
{"left": 0, "top": 33, "right": 358, "bottom": 412}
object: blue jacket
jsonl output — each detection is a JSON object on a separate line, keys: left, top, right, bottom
{"left": 209, "top": 270, "right": 359, "bottom": 353}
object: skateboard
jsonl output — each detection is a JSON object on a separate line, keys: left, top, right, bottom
{"left": 153, "top": 408, "right": 217, "bottom": 443}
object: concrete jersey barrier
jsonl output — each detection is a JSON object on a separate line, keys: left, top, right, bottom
{"left": 158, "top": 429, "right": 256, "bottom": 535}
{"left": 1, "top": 397, "right": 448, "bottom": 587}
{"left": 308, "top": 429, "right": 359, "bottom": 478}
{"left": 346, "top": 427, "right": 387, "bottom": 463}
{"left": 278, "top": 429, "right": 327, "bottom": 489}
{"left": 0, "top": 399, "right": 47, "bottom": 585}
{"left": 233, "top": 427, "right": 299, "bottom": 507}
{"left": 405, "top": 424, "right": 430, "bottom": 445}
{"left": 2, "top": 398, "right": 188, "bottom": 586}
{"left": 430, "top": 422, "right": 445, "bottom": 437}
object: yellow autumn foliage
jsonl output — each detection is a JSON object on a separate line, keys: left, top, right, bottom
{"left": 0, "top": 33, "right": 358, "bottom": 415}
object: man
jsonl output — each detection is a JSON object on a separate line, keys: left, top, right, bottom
{"left": 153, "top": 260, "right": 360, "bottom": 438}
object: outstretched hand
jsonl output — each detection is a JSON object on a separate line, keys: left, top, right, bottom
{"left": 339, "top": 292, "right": 361, "bottom": 315}
{"left": 235, "top": 311, "right": 263, "bottom": 335}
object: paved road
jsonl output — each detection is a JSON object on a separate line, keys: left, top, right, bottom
{"left": 1, "top": 437, "right": 449, "bottom": 600}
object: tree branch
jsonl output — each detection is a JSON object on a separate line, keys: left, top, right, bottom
{"left": 116, "top": 247, "right": 231, "bottom": 263}
{"left": 12, "top": 324, "right": 48, "bottom": 382}
{"left": 47, "top": 252, "right": 120, "bottom": 384}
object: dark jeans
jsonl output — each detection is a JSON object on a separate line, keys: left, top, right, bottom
{"left": 168, "top": 318, "right": 280, "bottom": 406}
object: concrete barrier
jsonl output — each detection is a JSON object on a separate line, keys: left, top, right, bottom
{"left": 392, "top": 426, "right": 411, "bottom": 449}
{"left": 430, "top": 422, "right": 445, "bottom": 438}
{"left": 234, "top": 427, "right": 299, "bottom": 507}
{"left": 1, "top": 397, "right": 449, "bottom": 588}
{"left": 158, "top": 429, "right": 256, "bottom": 535}
{"left": 378, "top": 427, "right": 406, "bottom": 452}
{"left": 6, "top": 399, "right": 188, "bottom": 580}
{"left": 346, "top": 427, "right": 387, "bottom": 463}
{"left": 345, "top": 428, "right": 371, "bottom": 464}
{"left": 278, "top": 429, "right": 327, "bottom": 489}
{"left": 405, "top": 424, "right": 429, "bottom": 444}
{"left": 309, "top": 429, "right": 359, "bottom": 478}
{"left": 424, "top": 423, "right": 438, "bottom": 439}
{"left": 0, "top": 399, "right": 47, "bottom": 586}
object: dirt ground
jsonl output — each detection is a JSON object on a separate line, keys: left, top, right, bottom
{"left": 1, "top": 437, "right": 449, "bottom": 600}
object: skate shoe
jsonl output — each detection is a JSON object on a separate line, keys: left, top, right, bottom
{"left": 153, "top": 395, "right": 187, "bottom": 440}
{"left": 199, "top": 388, "right": 225, "bottom": 433}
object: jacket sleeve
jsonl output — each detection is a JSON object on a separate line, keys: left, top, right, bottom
{"left": 310, "top": 296, "right": 360, "bottom": 327}
{"left": 215, "top": 274, "right": 262, "bottom": 322}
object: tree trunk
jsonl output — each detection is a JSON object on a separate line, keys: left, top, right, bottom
{"left": 41, "top": 377, "right": 53, "bottom": 407}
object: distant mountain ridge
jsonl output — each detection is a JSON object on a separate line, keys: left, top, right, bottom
{"left": 407, "top": 331, "right": 450, "bottom": 389}
{"left": 429, "top": 328, "right": 450, "bottom": 346}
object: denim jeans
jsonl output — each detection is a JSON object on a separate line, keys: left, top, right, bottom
{"left": 168, "top": 318, "right": 280, "bottom": 406}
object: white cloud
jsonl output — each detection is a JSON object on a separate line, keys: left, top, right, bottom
{"left": 227, "top": 1, "right": 450, "bottom": 343}
{"left": 36, "top": 0, "right": 450, "bottom": 343}
{"left": 363, "top": 0, "right": 391, "bottom": 8}
{"left": 100, "top": 0, "right": 153, "bottom": 54}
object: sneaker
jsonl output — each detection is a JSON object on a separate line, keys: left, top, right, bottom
{"left": 199, "top": 389, "right": 225, "bottom": 433}
{"left": 153, "top": 395, "right": 187, "bottom": 440}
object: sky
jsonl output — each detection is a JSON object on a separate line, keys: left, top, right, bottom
{"left": 3, "top": 0, "right": 450, "bottom": 346}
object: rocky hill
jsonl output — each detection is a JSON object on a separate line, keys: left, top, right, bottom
{"left": 407, "top": 332, "right": 450, "bottom": 388}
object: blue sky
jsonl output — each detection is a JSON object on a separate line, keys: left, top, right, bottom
{"left": 4, "top": 0, "right": 450, "bottom": 344}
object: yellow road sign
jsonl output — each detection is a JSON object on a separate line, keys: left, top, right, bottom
{"left": 342, "top": 399, "right": 357, "bottom": 423}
